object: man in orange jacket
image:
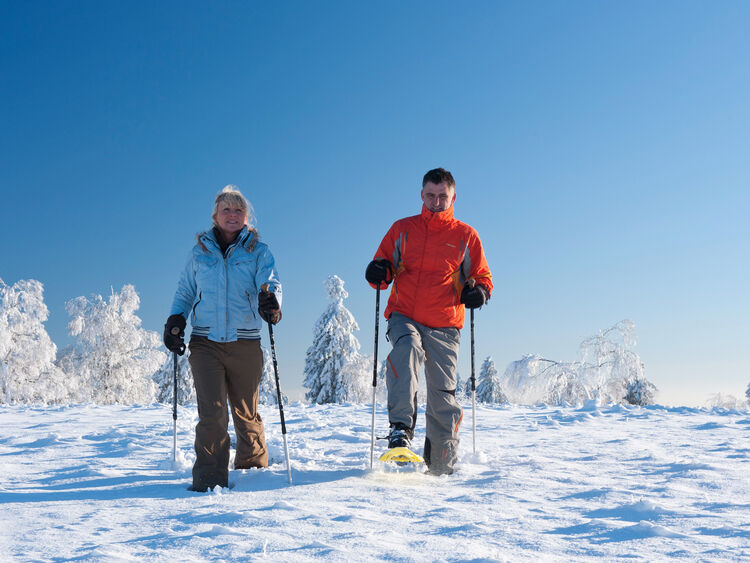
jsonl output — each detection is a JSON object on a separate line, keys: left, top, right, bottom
{"left": 366, "top": 168, "right": 493, "bottom": 475}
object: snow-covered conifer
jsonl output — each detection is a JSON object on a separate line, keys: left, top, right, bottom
{"left": 303, "top": 275, "right": 367, "bottom": 404}
{"left": 153, "top": 349, "right": 194, "bottom": 405}
{"left": 58, "top": 285, "right": 164, "bottom": 404}
{"left": 623, "top": 377, "right": 657, "bottom": 406}
{"left": 476, "top": 356, "right": 508, "bottom": 404}
{"left": 259, "top": 345, "right": 287, "bottom": 405}
{"left": 0, "top": 278, "right": 70, "bottom": 404}
{"left": 745, "top": 382, "right": 750, "bottom": 404}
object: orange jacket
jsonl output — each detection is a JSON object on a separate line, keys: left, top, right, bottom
{"left": 372, "top": 204, "right": 493, "bottom": 329}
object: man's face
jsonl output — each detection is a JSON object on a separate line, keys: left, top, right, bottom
{"left": 421, "top": 181, "right": 456, "bottom": 213}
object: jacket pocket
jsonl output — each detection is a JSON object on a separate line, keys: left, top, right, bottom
{"left": 195, "top": 256, "right": 219, "bottom": 286}
{"left": 191, "top": 291, "right": 202, "bottom": 324}
{"left": 245, "top": 291, "right": 258, "bottom": 320}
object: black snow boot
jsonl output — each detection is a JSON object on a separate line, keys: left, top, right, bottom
{"left": 387, "top": 423, "right": 413, "bottom": 449}
{"left": 190, "top": 471, "right": 228, "bottom": 492}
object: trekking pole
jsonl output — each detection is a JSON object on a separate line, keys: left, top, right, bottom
{"left": 262, "top": 284, "right": 293, "bottom": 485}
{"left": 465, "top": 279, "right": 477, "bottom": 455}
{"left": 470, "top": 307, "right": 477, "bottom": 455}
{"left": 169, "top": 327, "right": 182, "bottom": 462}
{"left": 369, "top": 285, "right": 380, "bottom": 469}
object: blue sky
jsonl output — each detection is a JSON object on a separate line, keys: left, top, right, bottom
{"left": 2, "top": 1, "right": 748, "bottom": 405}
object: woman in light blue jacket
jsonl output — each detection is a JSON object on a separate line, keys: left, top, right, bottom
{"left": 164, "top": 185, "right": 282, "bottom": 492}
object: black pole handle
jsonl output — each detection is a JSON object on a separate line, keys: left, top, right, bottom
{"left": 170, "top": 326, "right": 185, "bottom": 355}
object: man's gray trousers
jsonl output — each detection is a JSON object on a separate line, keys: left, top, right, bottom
{"left": 385, "top": 312, "right": 462, "bottom": 473}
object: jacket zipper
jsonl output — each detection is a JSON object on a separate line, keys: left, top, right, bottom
{"left": 414, "top": 215, "right": 430, "bottom": 319}
{"left": 222, "top": 242, "right": 233, "bottom": 339}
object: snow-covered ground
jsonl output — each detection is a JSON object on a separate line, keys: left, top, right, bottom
{"left": 0, "top": 401, "right": 748, "bottom": 561}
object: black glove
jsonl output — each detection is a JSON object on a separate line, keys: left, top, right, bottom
{"left": 365, "top": 259, "right": 392, "bottom": 285}
{"left": 460, "top": 284, "right": 489, "bottom": 309}
{"left": 164, "top": 314, "right": 186, "bottom": 355}
{"left": 258, "top": 289, "right": 282, "bottom": 325}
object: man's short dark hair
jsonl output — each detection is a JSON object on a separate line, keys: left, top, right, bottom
{"left": 422, "top": 168, "right": 455, "bottom": 189}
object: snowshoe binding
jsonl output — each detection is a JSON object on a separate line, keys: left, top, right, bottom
{"left": 378, "top": 424, "right": 424, "bottom": 466}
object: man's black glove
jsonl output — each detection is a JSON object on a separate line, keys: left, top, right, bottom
{"left": 365, "top": 259, "right": 392, "bottom": 286}
{"left": 258, "top": 289, "right": 282, "bottom": 325}
{"left": 460, "top": 284, "right": 489, "bottom": 309}
{"left": 164, "top": 314, "right": 186, "bottom": 355}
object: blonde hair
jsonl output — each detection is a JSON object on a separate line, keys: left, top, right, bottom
{"left": 211, "top": 185, "right": 256, "bottom": 229}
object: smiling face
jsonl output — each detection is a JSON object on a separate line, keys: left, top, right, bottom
{"left": 214, "top": 202, "right": 247, "bottom": 239}
{"left": 211, "top": 187, "right": 250, "bottom": 241}
{"left": 421, "top": 181, "right": 456, "bottom": 213}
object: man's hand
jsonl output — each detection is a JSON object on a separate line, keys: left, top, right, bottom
{"left": 460, "top": 283, "right": 489, "bottom": 309}
{"left": 164, "top": 314, "right": 186, "bottom": 355}
{"left": 258, "top": 289, "right": 282, "bottom": 325}
{"left": 365, "top": 259, "right": 392, "bottom": 286}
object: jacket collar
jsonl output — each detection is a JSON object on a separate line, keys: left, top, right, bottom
{"left": 420, "top": 204, "right": 455, "bottom": 226}
{"left": 200, "top": 226, "right": 253, "bottom": 255}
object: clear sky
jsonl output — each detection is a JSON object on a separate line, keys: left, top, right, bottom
{"left": 2, "top": 1, "right": 749, "bottom": 406}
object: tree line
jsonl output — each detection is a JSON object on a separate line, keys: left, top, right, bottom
{"left": 2, "top": 276, "right": 746, "bottom": 408}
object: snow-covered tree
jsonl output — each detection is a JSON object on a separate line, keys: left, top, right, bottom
{"left": 260, "top": 345, "right": 287, "bottom": 405}
{"left": 706, "top": 393, "right": 745, "bottom": 410}
{"left": 623, "top": 377, "right": 657, "bottom": 406}
{"left": 578, "top": 320, "right": 645, "bottom": 403}
{"left": 745, "top": 382, "right": 750, "bottom": 404}
{"left": 501, "top": 354, "right": 578, "bottom": 405}
{"left": 153, "top": 348, "right": 194, "bottom": 405}
{"left": 475, "top": 356, "right": 508, "bottom": 404}
{"left": 543, "top": 361, "right": 591, "bottom": 405}
{"left": 303, "top": 275, "right": 368, "bottom": 404}
{"left": 58, "top": 285, "right": 164, "bottom": 404}
{"left": 339, "top": 352, "right": 374, "bottom": 403}
{"left": 0, "top": 277, "right": 71, "bottom": 404}
{"left": 500, "top": 320, "right": 653, "bottom": 406}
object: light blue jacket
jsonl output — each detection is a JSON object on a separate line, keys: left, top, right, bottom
{"left": 170, "top": 226, "right": 282, "bottom": 343}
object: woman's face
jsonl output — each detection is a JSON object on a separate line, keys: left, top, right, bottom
{"left": 215, "top": 203, "right": 247, "bottom": 236}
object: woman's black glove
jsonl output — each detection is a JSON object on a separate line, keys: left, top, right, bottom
{"left": 460, "top": 284, "right": 489, "bottom": 309}
{"left": 365, "top": 259, "right": 392, "bottom": 286}
{"left": 258, "top": 290, "right": 282, "bottom": 325}
{"left": 164, "top": 314, "right": 186, "bottom": 355}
